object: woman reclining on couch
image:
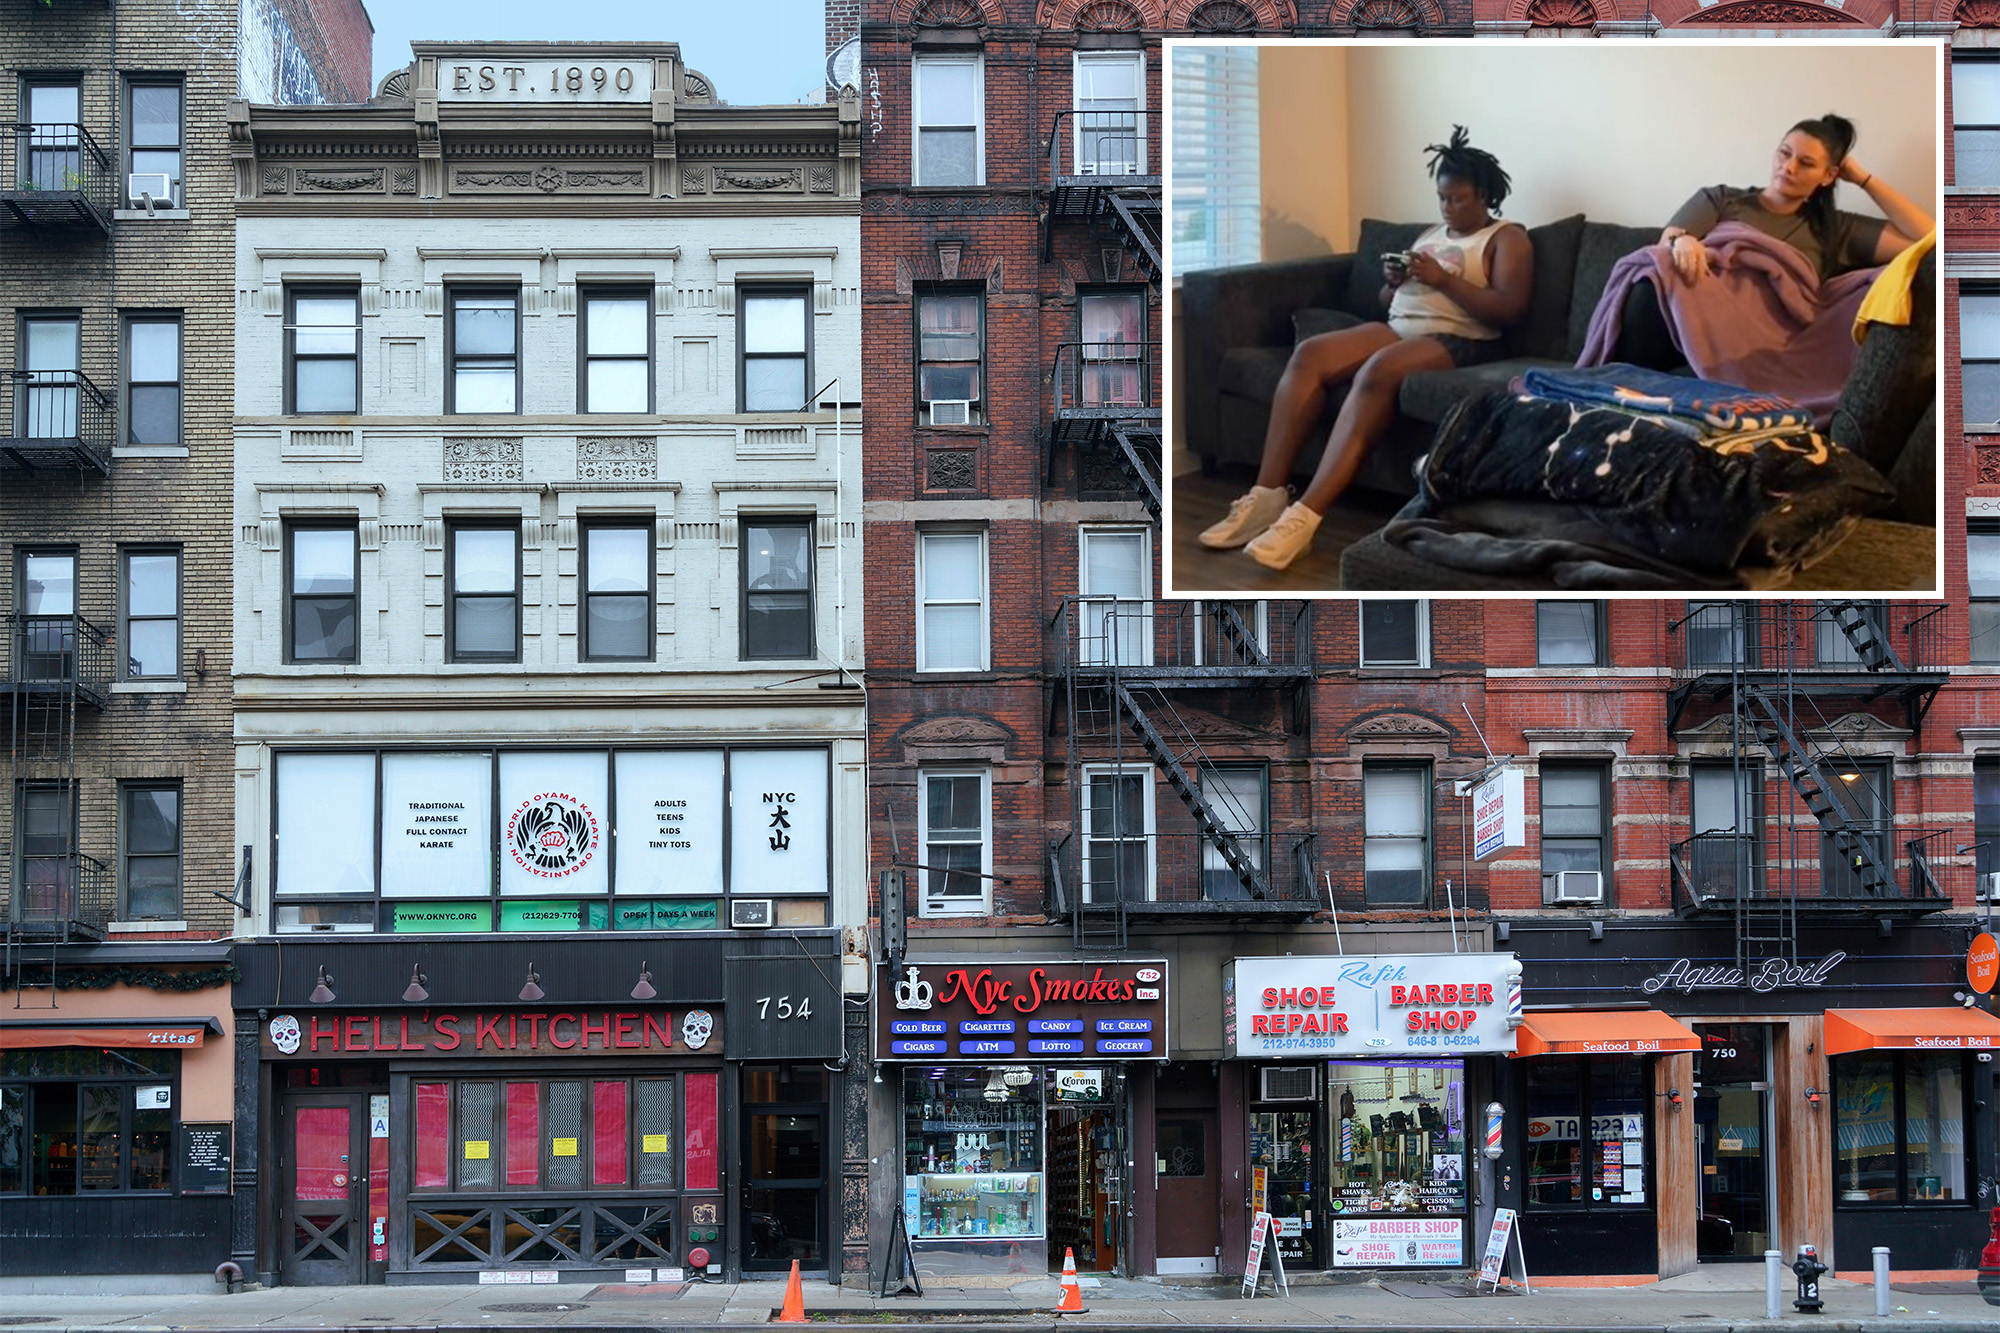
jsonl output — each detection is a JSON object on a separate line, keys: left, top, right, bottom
{"left": 1198, "top": 126, "right": 1533, "bottom": 571}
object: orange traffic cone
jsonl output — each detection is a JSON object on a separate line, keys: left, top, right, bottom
{"left": 1053, "top": 1247, "right": 1088, "bottom": 1314}
{"left": 777, "top": 1258, "right": 807, "bottom": 1323}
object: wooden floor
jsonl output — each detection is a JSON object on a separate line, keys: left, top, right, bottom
{"left": 1167, "top": 465, "right": 1400, "bottom": 595}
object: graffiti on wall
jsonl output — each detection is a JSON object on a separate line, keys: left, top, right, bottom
{"left": 239, "top": 0, "right": 325, "bottom": 105}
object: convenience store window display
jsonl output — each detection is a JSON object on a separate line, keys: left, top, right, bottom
{"left": 1328, "top": 1060, "right": 1468, "bottom": 1216}
{"left": 904, "top": 1067, "right": 1044, "bottom": 1239}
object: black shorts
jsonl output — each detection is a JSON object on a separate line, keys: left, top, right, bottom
{"left": 1422, "top": 333, "right": 1507, "bottom": 368}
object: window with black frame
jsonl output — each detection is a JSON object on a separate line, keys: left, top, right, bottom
{"left": 582, "top": 523, "right": 652, "bottom": 661}
{"left": 581, "top": 289, "right": 650, "bottom": 413}
{"left": 125, "top": 79, "right": 183, "bottom": 207}
{"left": 1834, "top": 1051, "right": 1970, "bottom": 1205}
{"left": 1684, "top": 601, "right": 1755, "bottom": 669}
{"left": 741, "top": 289, "right": 810, "bottom": 412}
{"left": 1535, "top": 602, "right": 1602, "bottom": 667}
{"left": 1539, "top": 763, "right": 1607, "bottom": 905}
{"left": 1522, "top": 1054, "right": 1650, "bottom": 1208}
{"left": 1963, "top": 287, "right": 2000, "bottom": 429}
{"left": 741, "top": 518, "right": 814, "bottom": 660}
{"left": 448, "top": 523, "right": 520, "bottom": 663}
{"left": 120, "top": 783, "right": 181, "bottom": 921}
{"left": 1972, "top": 525, "right": 2000, "bottom": 664}
{"left": 286, "top": 524, "right": 357, "bottom": 663}
{"left": 124, "top": 314, "right": 181, "bottom": 445}
{"left": 917, "top": 292, "right": 982, "bottom": 426}
{"left": 1956, "top": 58, "right": 2000, "bottom": 191}
{"left": 287, "top": 289, "right": 360, "bottom": 414}
{"left": 0, "top": 1049, "right": 177, "bottom": 1195}
{"left": 448, "top": 288, "right": 520, "bottom": 413}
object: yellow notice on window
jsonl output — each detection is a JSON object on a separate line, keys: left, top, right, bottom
{"left": 463, "top": 1140, "right": 490, "bottom": 1160}
{"left": 642, "top": 1134, "right": 671, "bottom": 1154}
{"left": 552, "top": 1137, "right": 579, "bottom": 1157}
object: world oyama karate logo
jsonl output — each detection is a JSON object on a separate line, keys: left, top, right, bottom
{"left": 508, "top": 792, "right": 600, "bottom": 878}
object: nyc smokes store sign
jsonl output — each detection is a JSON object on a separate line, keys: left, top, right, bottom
{"left": 877, "top": 959, "right": 1168, "bottom": 1061}
{"left": 1224, "top": 954, "right": 1523, "bottom": 1058}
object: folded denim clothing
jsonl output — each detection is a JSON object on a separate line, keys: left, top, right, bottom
{"left": 1518, "top": 363, "right": 1810, "bottom": 435}
{"left": 1386, "top": 389, "right": 1893, "bottom": 586}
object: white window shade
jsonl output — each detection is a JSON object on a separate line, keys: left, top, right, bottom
{"left": 615, "top": 750, "right": 726, "bottom": 896}
{"left": 730, "top": 749, "right": 829, "bottom": 895}
{"left": 276, "top": 752, "right": 376, "bottom": 896}
{"left": 1170, "top": 46, "right": 1259, "bottom": 277}
{"left": 920, "top": 533, "right": 986, "bottom": 671}
{"left": 381, "top": 753, "right": 493, "bottom": 898}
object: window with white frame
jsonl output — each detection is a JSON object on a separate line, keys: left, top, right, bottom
{"left": 1194, "top": 600, "right": 1267, "bottom": 666}
{"left": 919, "top": 770, "right": 990, "bottom": 917}
{"left": 1078, "top": 527, "right": 1150, "bottom": 666}
{"left": 1200, "top": 765, "right": 1265, "bottom": 901}
{"left": 1539, "top": 763, "right": 1608, "bottom": 905}
{"left": 1359, "top": 601, "right": 1425, "bottom": 668}
{"left": 1082, "top": 765, "right": 1152, "bottom": 904}
{"left": 1535, "top": 601, "right": 1602, "bottom": 666}
{"left": 1363, "top": 762, "right": 1428, "bottom": 906}
{"left": 1169, "top": 45, "right": 1259, "bottom": 277}
{"left": 917, "top": 530, "right": 987, "bottom": 671}
{"left": 1073, "top": 52, "right": 1145, "bottom": 176}
{"left": 913, "top": 56, "right": 982, "bottom": 187}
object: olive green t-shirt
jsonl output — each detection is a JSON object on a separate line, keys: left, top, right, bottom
{"left": 1668, "top": 185, "right": 1885, "bottom": 279}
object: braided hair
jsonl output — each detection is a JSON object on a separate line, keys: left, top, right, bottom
{"left": 1788, "top": 113, "right": 1857, "bottom": 273}
{"left": 1425, "top": 125, "right": 1512, "bottom": 216}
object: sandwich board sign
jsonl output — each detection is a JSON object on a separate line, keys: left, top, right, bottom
{"left": 1475, "top": 1207, "right": 1531, "bottom": 1294}
{"left": 1242, "top": 1211, "right": 1289, "bottom": 1299}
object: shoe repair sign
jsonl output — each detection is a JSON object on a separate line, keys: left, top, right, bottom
{"left": 1224, "top": 954, "right": 1522, "bottom": 1057}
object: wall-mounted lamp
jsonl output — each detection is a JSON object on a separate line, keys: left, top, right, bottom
{"left": 402, "top": 966, "right": 429, "bottom": 1004}
{"left": 873, "top": 1068, "right": 884, "bottom": 1085}
{"left": 1494, "top": 922, "right": 1511, "bottom": 944}
{"left": 519, "top": 963, "right": 545, "bottom": 1003}
{"left": 1589, "top": 920, "right": 1604, "bottom": 943}
{"left": 1667, "top": 1087, "right": 1683, "bottom": 1107}
{"left": 309, "top": 966, "right": 336, "bottom": 1005}
{"left": 631, "top": 962, "right": 657, "bottom": 1002}
{"left": 1804, "top": 1086, "right": 1822, "bottom": 1106}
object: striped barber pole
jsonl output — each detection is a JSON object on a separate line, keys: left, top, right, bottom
{"left": 1340, "top": 1117, "right": 1354, "bottom": 1162}
{"left": 1485, "top": 1102, "right": 1504, "bottom": 1157}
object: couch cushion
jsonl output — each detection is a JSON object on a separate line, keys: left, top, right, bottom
{"left": 1397, "top": 358, "right": 1559, "bottom": 424}
{"left": 1219, "top": 345, "right": 1295, "bottom": 405}
{"left": 1567, "top": 222, "right": 1663, "bottom": 360}
{"left": 1502, "top": 213, "right": 1585, "bottom": 362}
{"left": 1344, "top": 218, "right": 1430, "bottom": 318}
{"left": 1294, "top": 307, "right": 1366, "bottom": 343}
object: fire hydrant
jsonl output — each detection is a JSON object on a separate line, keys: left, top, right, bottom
{"left": 1793, "top": 1244, "right": 1829, "bottom": 1312}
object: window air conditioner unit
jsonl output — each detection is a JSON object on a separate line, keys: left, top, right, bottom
{"left": 928, "top": 399, "right": 971, "bottom": 426}
{"left": 1260, "top": 1067, "right": 1315, "bottom": 1102}
{"left": 730, "top": 898, "right": 774, "bottom": 928}
{"left": 1981, "top": 872, "right": 2000, "bottom": 903}
{"left": 1551, "top": 870, "right": 1605, "bottom": 904}
{"left": 128, "top": 172, "right": 172, "bottom": 207}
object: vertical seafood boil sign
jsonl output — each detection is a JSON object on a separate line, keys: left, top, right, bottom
{"left": 876, "top": 959, "right": 1168, "bottom": 1060}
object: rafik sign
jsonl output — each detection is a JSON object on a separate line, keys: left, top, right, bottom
{"left": 507, "top": 792, "right": 600, "bottom": 879}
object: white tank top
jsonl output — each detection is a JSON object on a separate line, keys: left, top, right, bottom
{"left": 1387, "top": 219, "right": 1516, "bottom": 342}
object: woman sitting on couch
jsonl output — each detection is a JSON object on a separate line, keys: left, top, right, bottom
{"left": 1609, "top": 112, "right": 1932, "bottom": 371}
{"left": 1199, "top": 126, "right": 1533, "bottom": 571}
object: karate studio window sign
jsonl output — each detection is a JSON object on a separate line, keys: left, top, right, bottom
{"left": 1223, "top": 954, "right": 1523, "bottom": 1058}
{"left": 877, "top": 959, "right": 1168, "bottom": 1061}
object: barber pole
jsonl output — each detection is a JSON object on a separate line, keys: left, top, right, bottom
{"left": 1506, "top": 976, "right": 1523, "bottom": 1027}
{"left": 1340, "top": 1117, "right": 1354, "bottom": 1162}
{"left": 1484, "top": 1101, "right": 1505, "bottom": 1160}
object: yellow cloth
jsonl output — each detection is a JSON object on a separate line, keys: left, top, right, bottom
{"left": 1852, "top": 229, "right": 1935, "bottom": 344}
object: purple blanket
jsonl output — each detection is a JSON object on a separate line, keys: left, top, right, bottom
{"left": 1577, "top": 221, "right": 1880, "bottom": 427}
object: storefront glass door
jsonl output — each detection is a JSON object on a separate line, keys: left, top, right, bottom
{"left": 1695, "top": 1024, "right": 1772, "bottom": 1260}
{"left": 742, "top": 1065, "right": 827, "bottom": 1272}
{"left": 281, "top": 1094, "right": 368, "bottom": 1285}
{"left": 1249, "top": 1108, "right": 1318, "bottom": 1268}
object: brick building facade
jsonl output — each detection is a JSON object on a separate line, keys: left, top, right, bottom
{"left": 0, "top": 0, "right": 367, "bottom": 1283}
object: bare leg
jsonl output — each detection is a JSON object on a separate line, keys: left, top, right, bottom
{"left": 1297, "top": 336, "right": 1455, "bottom": 514}
{"left": 1255, "top": 323, "right": 1401, "bottom": 490}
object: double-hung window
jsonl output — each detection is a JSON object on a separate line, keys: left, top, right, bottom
{"left": 1073, "top": 52, "right": 1145, "bottom": 176}
{"left": 1200, "top": 766, "right": 1265, "bottom": 900}
{"left": 1359, "top": 601, "right": 1424, "bottom": 667}
{"left": 582, "top": 524, "right": 652, "bottom": 661}
{"left": 740, "top": 289, "right": 810, "bottom": 412}
{"left": 913, "top": 57, "right": 981, "bottom": 186}
{"left": 1972, "top": 526, "right": 2000, "bottom": 664}
{"left": 1536, "top": 601, "right": 1603, "bottom": 666}
{"left": 917, "top": 530, "right": 987, "bottom": 671}
{"left": 124, "top": 314, "right": 181, "bottom": 445}
{"left": 1962, "top": 288, "right": 2000, "bottom": 428}
{"left": 1078, "top": 292, "right": 1144, "bottom": 408}
{"left": 1082, "top": 765, "right": 1152, "bottom": 904}
{"left": 581, "top": 289, "right": 650, "bottom": 413}
{"left": 449, "top": 288, "right": 520, "bottom": 413}
{"left": 1955, "top": 59, "right": 2000, "bottom": 191}
{"left": 448, "top": 524, "right": 521, "bottom": 663}
{"left": 18, "top": 550, "right": 76, "bottom": 682}
{"left": 121, "top": 547, "right": 179, "bottom": 679}
{"left": 742, "top": 518, "right": 815, "bottom": 660}
{"left": 23, "top": 81, "right": 80, "bottom": 192}
{"left": 287, "top": 289, "right": 360, "bottom": 414}
{"left": 120, "top": 784, "right": 181, "bottom": 921}
{"left": 919, "top": 770, "right": 990, "bottom": 917}
{"left": 1539, "top": 763, "right": 1608, "bottom": 904}
{"left": 287, "top": 524, "right": 358, "bottom": 664}
{"left": 1078, "top": 527, "right": 1150, "bottom": 666}
{"left": 17, "top": 783, "right": 76, "bottom": 922}
{"left": 1363, "top": 762, "right": 1428, "bottom": 906}
{"left": 125, "top": 79, "right": 183, "bottom": 207}
{"left": 20, "top": 313, "right": 80, "bottom": 440}
{"left": 1689, "top": 761, "right": 1761, "bottom": 902}
{"left": 917, "top": 292, "right": 982, "bottom": 425}
{"left": 1685, "top": 601, "right": 1755, "bottom": 668}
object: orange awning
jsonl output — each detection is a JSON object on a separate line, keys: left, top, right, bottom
{"left": 1824, "top": 1008, "right": 2000, "bottom": 1055}
{"left": 1512, "top": 1009, "right": 1701, "bottom": 1057}
{"left": 0, "top": 1020, "right": 213, "bottom": 1050}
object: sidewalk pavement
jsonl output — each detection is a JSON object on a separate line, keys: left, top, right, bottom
{"left": 0, "top": 1266, "right": 1994, "bottom": 1333}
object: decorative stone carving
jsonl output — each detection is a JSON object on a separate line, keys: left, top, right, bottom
{"left": 1351, "top": 0, "right": 1420, "bottom": 23}
{"left": 534, "top": 166, "right": 564, "bottom": 193}
{"left": 937, "top": 240, "right": 963, "bottom": 280}
{"left": 1101, "top": 248, "right": 1123, "bottom": 284}
{"left": 1077, "top": 443, "right": 1135, "bottom": 496}
{"left": 391, "top": 165, "right": 417, "bottom": 194}
{"left": 863, "top": 194, "right": 1037, "bottom": 216}
{"left": 377, "top": 67, "right": 413, "bottom": 100}
{"left": 1979, "top": 444, "right": 2000, "bottom": 486}
{"left": 578, "top": 437, "right": 658, "bottom": 482}
{"left": 1526, "top": 0, "right": 1594, "bottom": 21}
{"left": 926, "top": 449, "right": 976, "bottom": 490}
{"left": 682, "top": 70, "right": 716, "bottom": 104}
{"left": 261, "top": 165, "right": 290, "bottom": 194}
{"left": 457, "top": 170, "right": 535, "bottom": 190}
{"left": 809, "top": 165, "right": 837, "bottom": 194}
{"left": 1347, "top": 712, "right": 1451, "bottom": 739}
{"left": 1188, "top": 0, "right": 1256, "bottom": 29}
{"left": 443, "top": 438, "right": 523, "bottom": 483}
{"left": 714, "top": 168, "right": 803, "bottom": 193}
{"left": 682, "top": 166, "right": 709, "bottom": 195}
{"left": 1699, "top": 0, "right": 1858, "bottom": 18}
{"left": 912, "top": 0, "right": 987, "bottom": 23}
{"left": 1077, "top": 0, "right": 1144, "bottom": 26}
{"left": 294, "top": 167, "right": 385, "bottom": 192}
{"left": 1962, "top": 0, "right": 2000, "bottom": 23}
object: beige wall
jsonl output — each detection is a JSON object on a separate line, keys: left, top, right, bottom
{"left": 37, "top": 985, "right": 236, "bottom": 1122}
{"left": 1243, "top": 43, "right": 1938, "bottom": 240}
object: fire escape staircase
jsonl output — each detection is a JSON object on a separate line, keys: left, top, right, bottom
{"left": 1109, "top": 423, "right": 1162, "bottom": 517}
{"left": 1112, "top": 681, "right": 1268, "bottom": 899}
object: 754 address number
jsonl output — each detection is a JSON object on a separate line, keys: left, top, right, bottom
{"left": 755, "top": 995, "right": 812, "bottom": 1021}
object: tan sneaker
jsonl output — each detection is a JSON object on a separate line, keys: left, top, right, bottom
{"left": 1245, "top": 502, "right": 1323, "bottom": 571}
{"left": 1197, "top": 485, "right": 1290, "bottom": 549}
